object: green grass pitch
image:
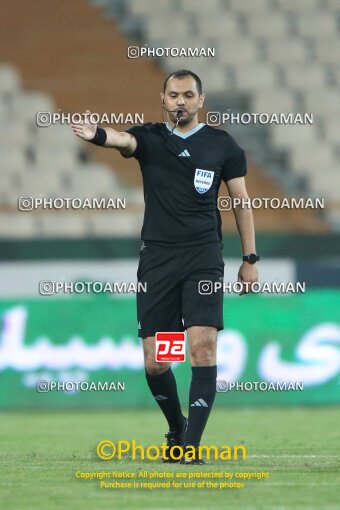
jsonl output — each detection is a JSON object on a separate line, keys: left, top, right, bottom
{"left": 0, "top": 408, "right": 339, "bottom": 510}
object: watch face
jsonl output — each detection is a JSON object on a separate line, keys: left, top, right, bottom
{"left": 248, "top": 254, "right": 258, "bottom": 264}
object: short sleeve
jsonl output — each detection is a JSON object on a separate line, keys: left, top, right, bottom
{"left": 222, "top": 136, "right": 247, "bottom": 182}
{"left": 120, "top": 125, "right": 147, "bottom": 161}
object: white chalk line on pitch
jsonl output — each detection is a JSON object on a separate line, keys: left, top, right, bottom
{"left": 142, "top": 507, "right": 340, "bottom": 510}
{"left": 211, "top": 507, "right": 340, "bottom": 510}
{"left": 249, "top": 454, "right": 339, "bottom": 458}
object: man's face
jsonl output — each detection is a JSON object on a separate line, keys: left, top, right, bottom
{"left": 161, "top": 75, "right": 205, "bottom": 126}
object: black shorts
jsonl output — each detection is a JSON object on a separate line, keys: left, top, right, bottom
{"left": 136, "top": 241, "right": 225, "bottom": 338}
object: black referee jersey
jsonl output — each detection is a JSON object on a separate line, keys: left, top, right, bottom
{"left": 122, "top": 122, "right": 247, "bottom": 246}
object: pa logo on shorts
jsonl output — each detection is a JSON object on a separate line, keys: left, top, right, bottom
{"left": 194, "top": 169, "right": 215, "bottom": 194}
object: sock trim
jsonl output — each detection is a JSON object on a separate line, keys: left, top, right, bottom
{"left": 191, "top": 365, "right": 217, "bottom": 380}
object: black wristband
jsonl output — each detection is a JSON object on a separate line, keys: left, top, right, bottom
{"left": 243, "top": 254, "right": 260, "bottom": 264}
{"left": 90, "top": 127, "right": 107, "bottom": 146}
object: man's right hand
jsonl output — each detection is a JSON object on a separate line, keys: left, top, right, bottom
{"left": 71, "top": 109, "right": 137, "bottom": 154}
{"left": 71, "top": 109, "right": 97, "bottom": 140}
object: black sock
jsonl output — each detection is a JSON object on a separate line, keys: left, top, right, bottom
{"left": 185, "top": 365, "right": 217, "bottom": 448}
{"left": 145, "top": 368, "right": 185, "bottom": 432}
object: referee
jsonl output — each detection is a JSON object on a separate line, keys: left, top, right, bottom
{"left": 72, "top": 70, "right": 258, "bottom": 464}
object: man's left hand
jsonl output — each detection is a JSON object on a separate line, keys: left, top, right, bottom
{"left": 237, "top": 262, "right": 258, "bottom": 295}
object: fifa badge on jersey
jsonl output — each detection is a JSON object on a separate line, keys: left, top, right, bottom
{"left": 194, "top": 169, "right": 215, "bottom": 194}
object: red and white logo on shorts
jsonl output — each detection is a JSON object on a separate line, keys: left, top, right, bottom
{"left": 155, "top": 332, "right": 186, "bottom": 362}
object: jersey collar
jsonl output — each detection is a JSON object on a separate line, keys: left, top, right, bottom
{"left": 164, "top": 122, "right": 205, "bottom": 139}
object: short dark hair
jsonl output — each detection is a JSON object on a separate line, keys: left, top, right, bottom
{"left": 163, "top": 69, "right": 203, "bottom": 95}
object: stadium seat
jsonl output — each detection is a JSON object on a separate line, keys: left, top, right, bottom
{"left": 326, "top": 0, "right": 340, "bottom": 8}
{"left": 33, "top": 147, "right": 80, "bottom": 170}
{"left": 218, "top": 40, "right": 260, "bottom": 65}
{"left": 1, "top": 165, "right": 23, "bottom": 186}
{"left": 89, "top": 211, "right": 142, "bottom": 236}
{"left": 290, "top": 145, "right": 338, "bottom": 176}
{"left": 125, "top": 0, "right": 166, "bottom": 16}
{"left": 35, "top": 122, "right": 81, "bottom": 149}
{"left": 162, "top": 57, "right": 197, "bottom": 73}
{"left": 150, "top": 36, "right": 211, "bottom": 55}
{"left": 0, "top": 64, "right": 21, "bottom": 96}
{"left": 228, "top": 0, "right": 272, "bottom": 12}
{"left": 252, "top": 90, "right": 297, "bottom": 113}
{"left": 0, "top": 213, "right": 38, "bottom": 238}
{"left": 1, "top": 164, "right": 27, "bottom": 206}
{"left": 246, "top": 13, "right": 291, "bottom": 38}
{"left": 314, "top": 39, "right": 340, "bottom": 64}
{"left": 265, "top": 39, "right": 309, "bottom": 64}
{"left": 194, "top": 15, "right": 241, "bottom": 38}
{"left": 0, "top": 99, "right": 9, "bottom": 118}
{"left": 124, "top": 187, "right": 144, "bottom": 206}
{"left": 276, "top": 0, "right": 322, "bottom": 10}
{"left": 331, "top": 67, "right": 340, "bottom": 86}
{"left": 20, "top": 170, "right": 71, "bottom": 198}
{"left": 0, "top": 120, "right": 30, "bottom": 148}
{"left": 295, "top": 13, "right": 338, "bottom": 37}
{"left": 161, "top": 40, "right": 215, "bottom": 62}
{"left": 179, "top": 0, "right": 222, "bottom": 13}
{"left": 39, "top": 213, "right": 90, "bottom": 237}
{"left": 323, "top": 119, "right": 340, "bottom": 145}
{"left": 270, "top": 124, "right": 319, "bottom": 149}
{"left": 0, "top": 148, "right": 27, "bottom": 168}
{"left": 284, "top": 66, "right": 328, "bottom": 90}
{"left": 69, "top": 163, "right": 122, "bottom": 198}
{"left": 303, "top": 90, "right": 340, "bottom": 116}
{"left": 0, "top": 179, "right": 19, "bottom": 207}
{"left": 234, "top": 65, "right": 279, "bottom": 91}
{"left": 195, "top": 67, "right": 229, "bottom": 94}
{"left": 308, "top": 173, "right": 340, "bottom": 203}
{"left": 143, "top": 16, "right": 190, "bottom": 40}
{"left": 162, "top": 59, "right": 229, "bottom": 94}
{"left": 11, "top": 91, "right": 55, "bottom": 125}
{"left": 326, "top": 209, "right": 340, "bottom": 231}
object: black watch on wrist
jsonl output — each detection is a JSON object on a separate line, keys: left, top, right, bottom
{"left": 243, "top": 253, "right": 260, "bottom": 264}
